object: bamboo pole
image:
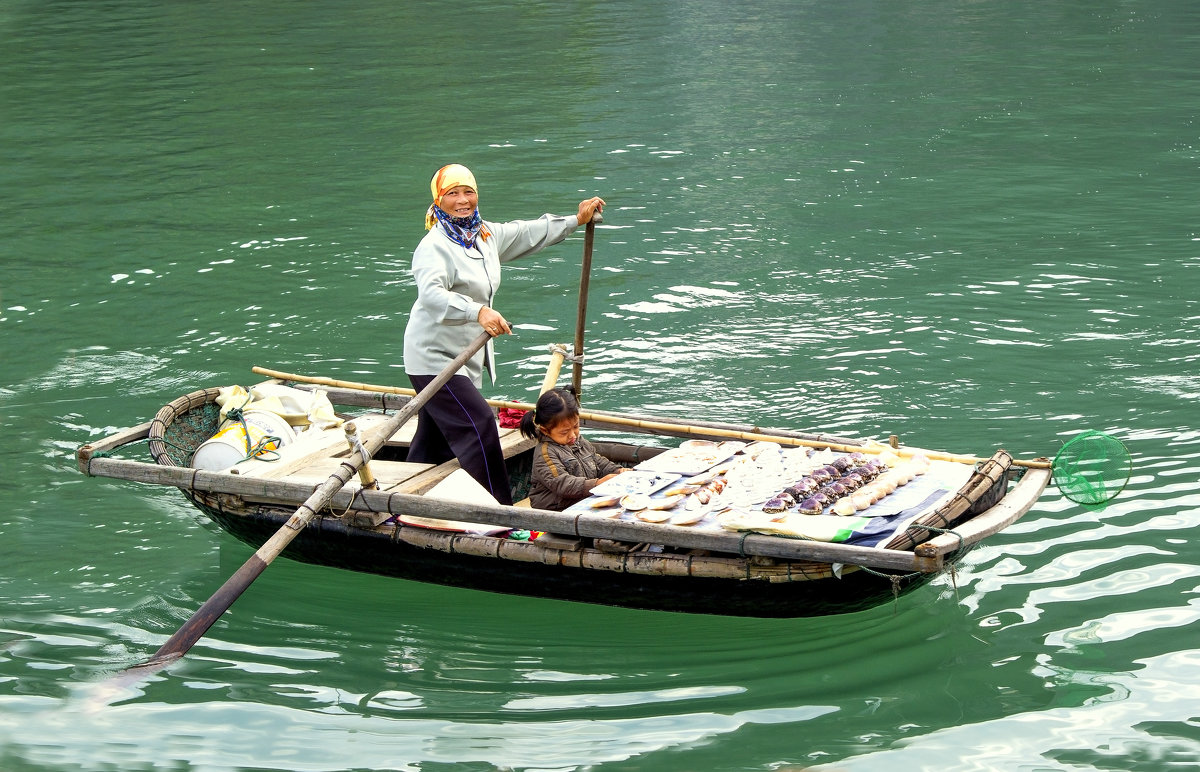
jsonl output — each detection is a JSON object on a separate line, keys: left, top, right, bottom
{"left": 573, "top": 212, "right": 601, "bottom": 397}
{"left": 248, "top": 366, "right": 1052, "bottom": 470}
{"left": 77, "top": 452, "right": 944, "bottom": 572}
{"left": 539, "top": 344, "right": 568, "bottom": 395}
{"left": 343, "top": 421, "right": 377, "bottom": 489}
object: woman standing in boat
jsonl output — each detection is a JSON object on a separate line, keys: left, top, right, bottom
{"left": 403, "top": 163, "right": 605, "bottom": 505}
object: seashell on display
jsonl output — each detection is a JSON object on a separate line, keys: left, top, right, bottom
{"left": 620, "top": 493, "right": 650, "bottom": 510}
{"left": 798, "top": 497, "right": 825, "bottom": 515}
{"left": 762, "top": 496, "right": 791, "bottom": 514}
{"left": 832, "top": 498, "right": 858, "bottom": 516}
{"left": 670, "top": 508, "right": 709, "bottom": 526}
{"left": 743, "top": 441, "right": 781, "bottom": 459}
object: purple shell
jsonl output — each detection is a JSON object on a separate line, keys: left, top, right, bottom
{"left": 831, "top": 456, "right": 854, "bottom": 473}
{"left": 810, "top": 468, "right": 833, "bottom": 484}
{"left": 798, "top": 497, "right": 825, "bottom": 515}
{"left": 788, "top": 478, "right": 819, "bottom": 496}
{"left": 841, "top": 473, "right": 864, "bottom": 491}
{"left": 762, "top": 497, "right": 791, "bottom": 514}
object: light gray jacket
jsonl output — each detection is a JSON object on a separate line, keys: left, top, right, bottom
{"left": 403, "top": 214, "right": 578, "bottom": 385}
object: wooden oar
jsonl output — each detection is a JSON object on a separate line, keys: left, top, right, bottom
{"left": 130, "top": 332, "right": 492, "bottom": 673}
{"left": 248, "top": 366, "right": 1053, "bottom": 471}
{"left": 572, "top": 212, "right": 602, "bottom": 397}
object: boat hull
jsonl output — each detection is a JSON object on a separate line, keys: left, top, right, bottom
{"left": 187, "top": 492, "right": 939, "bottom": 617}
{"left": 76, "top": 385, "right": 1048, "bottom": 619}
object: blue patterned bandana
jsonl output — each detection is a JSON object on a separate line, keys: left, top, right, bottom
{"left": 432, "top": 205, "right": 488, "bottom": 249}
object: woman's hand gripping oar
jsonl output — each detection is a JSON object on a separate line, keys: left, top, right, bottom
{"left": 121, "top": 332, "right": 492, "bottom": 678}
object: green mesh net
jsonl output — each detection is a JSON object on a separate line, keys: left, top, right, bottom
{"left": 1052, "top": 430, "right": 1132, "bottom": 506}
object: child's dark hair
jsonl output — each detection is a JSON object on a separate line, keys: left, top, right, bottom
{"left": 519, "top": 386, "right": 581, "bottom": 440}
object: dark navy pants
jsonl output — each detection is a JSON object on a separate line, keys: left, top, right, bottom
{"left": 405, "top": 373, "right": 513, "bottom": 506}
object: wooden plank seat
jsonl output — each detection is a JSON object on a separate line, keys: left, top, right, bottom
{"left": 268, "top": 457, "right": 435, "bottom": 489}
{"left": 232, "top": 413, "right": 535, "bottom": 497}
{"left": 391, "top": 428, "right": 535, "bottom": 494}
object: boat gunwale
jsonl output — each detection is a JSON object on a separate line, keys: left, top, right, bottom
{"left": 77, "top": 387, "right": 1046, "bottom": 577}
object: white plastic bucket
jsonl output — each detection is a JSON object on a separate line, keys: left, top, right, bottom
{"left": 191, "top": 411, "right": 296, "bottom": 470}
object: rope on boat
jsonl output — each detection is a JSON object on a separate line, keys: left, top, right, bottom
{"left": 83, "top": 449, "right": 114, "bottom": 476}
{"left": 224, "top": 401, "right": 283, "bottom": 464}
{"left": 548, "top": 342, "right": 581, "bottom": 364}
{"left": 855, "top": 523, "right": 967, "bottom": 604}
{"left": 328, "top": 487, "right": 361, "bottom": 519}
{"left": 146, "top": 435, "right": 195, "bottom": 467}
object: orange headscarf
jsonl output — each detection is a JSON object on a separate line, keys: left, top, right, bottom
{"left": 424, "top": 164, "right": 481, "bottom": 230}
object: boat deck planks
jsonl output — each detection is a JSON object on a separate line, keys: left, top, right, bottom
{"left": 232, "top": 413, "right": 534, "bottom": 497}
{"left": 253, "top": 457, "right": 436, "bottom": 488}
{"left": 391, "top": 428, "right": 534, "bottom": 494}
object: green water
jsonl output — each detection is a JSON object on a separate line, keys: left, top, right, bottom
{"left": 2, "top": 1, "right": 1198, "bottom": 769}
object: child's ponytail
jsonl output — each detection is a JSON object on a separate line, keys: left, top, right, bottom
{"left": 518, "top": 386, "right": 581, "bottom": 440}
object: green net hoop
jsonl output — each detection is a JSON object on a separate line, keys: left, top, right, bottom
{"left": 1051, "top": 430, "right": 1132, "bottom": 506}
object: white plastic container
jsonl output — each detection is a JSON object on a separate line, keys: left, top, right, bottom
{"left": 191, "top": 411, "right": 296, "bottom": 470}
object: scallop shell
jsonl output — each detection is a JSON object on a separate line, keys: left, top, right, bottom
{"left": 743, "top": 441, "right": 782, "bottom": 459}
{"left": 670, "top": 508, "right": 709, "bottom": 526}
{"left": 620, "top": 493, "right": 651, "bottom": 511}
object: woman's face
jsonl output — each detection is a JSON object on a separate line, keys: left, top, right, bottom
{"left": 438, "top": 185, "right": 478, "bottom": 218}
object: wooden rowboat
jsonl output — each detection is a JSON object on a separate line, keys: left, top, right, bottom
{"left": 76, "top": 377, "right": 1050, "bottom": 618}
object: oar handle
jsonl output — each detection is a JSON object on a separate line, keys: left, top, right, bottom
{"left": 138, "top": 333, "right": 491, "bottom": 670}
{"left": 573, "top": 212, "right": 601, "bottom": 396}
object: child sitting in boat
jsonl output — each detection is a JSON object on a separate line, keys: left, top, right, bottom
{"left": 519, "top": 387, "right": 626, "bottom": 510}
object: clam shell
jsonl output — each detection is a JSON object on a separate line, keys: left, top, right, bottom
{"left": 620, "top": 493, "right": 650, "bottom": 511}
{"left": 670, "top": 508, "right": 708, "bottom": 526}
